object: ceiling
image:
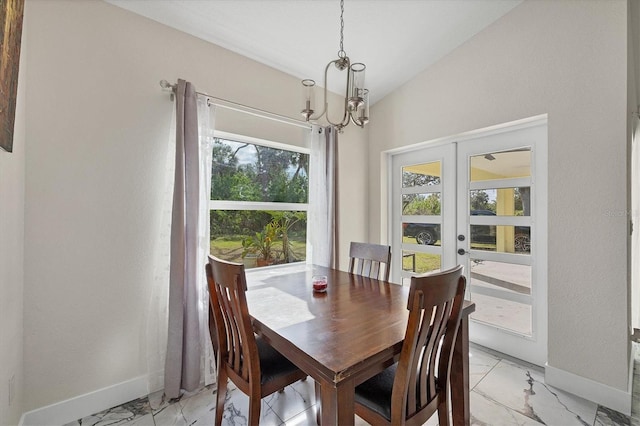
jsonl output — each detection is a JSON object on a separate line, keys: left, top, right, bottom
{"left": 105, "top": 0, "right": 522, "bottom": 105}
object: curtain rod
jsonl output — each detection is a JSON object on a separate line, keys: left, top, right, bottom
{"left": 160, "top": 80, "right": 312, "bottom": 130}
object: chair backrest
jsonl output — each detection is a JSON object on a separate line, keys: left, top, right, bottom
{"left": 348, "top": 242, "right": 392, "bottom": 281}
{"left": 391, "top": 265, "right": 466, "bottom": 425}
{"left": 206, "top": 255, "right": 260, "bottom": 387}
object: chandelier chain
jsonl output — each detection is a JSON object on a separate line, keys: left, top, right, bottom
{"left": 338, "top": 0, "right": 345, "bottom": 58}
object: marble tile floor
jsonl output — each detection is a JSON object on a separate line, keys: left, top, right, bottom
{"left": 64, "top": 343, "right": 639, "bottom": 426}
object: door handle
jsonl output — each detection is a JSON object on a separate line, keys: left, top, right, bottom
{"left": 457, "top": 248, "right": 468, "bottom": 255}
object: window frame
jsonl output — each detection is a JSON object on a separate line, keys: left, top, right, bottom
{"left": 209, "top": 130, "right": 310, "bottom": 266}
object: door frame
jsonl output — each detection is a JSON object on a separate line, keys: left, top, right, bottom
{"left": 384, "top": 115, "right": 548, "bottom": 366}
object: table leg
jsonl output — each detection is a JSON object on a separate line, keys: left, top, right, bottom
{"left": 451, "top": 316, "right": 471, "bottom": 426}
{"left": 318, "top": 379, "right": 355, "bottom": 426}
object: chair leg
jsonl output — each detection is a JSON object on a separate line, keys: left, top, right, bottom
{"left": 215, "top": 372, "right": 228, "bottom": 426}
{"left": 248, "top": 391, "right": 262, "bottom": 426}
{"left": 437, "top": 395, "right": 450, "bottom": 426}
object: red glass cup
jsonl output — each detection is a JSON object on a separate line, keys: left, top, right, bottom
{"left": 312, "top": 275, "right": 328, "bottom": 293}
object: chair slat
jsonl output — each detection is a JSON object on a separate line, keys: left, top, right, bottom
{"left": 348, "top": 242, "right": 392, "bottom": 281}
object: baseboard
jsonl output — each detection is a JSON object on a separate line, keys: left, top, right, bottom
{"left": 19, "top": 375, "right": 149, "bottom": 426}
{"left": 544, "top": 357, "right": 633, "bottom": 416}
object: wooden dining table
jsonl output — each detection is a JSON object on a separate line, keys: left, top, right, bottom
{"left": 245, "top": 264, "right": 475, "bottom": 426}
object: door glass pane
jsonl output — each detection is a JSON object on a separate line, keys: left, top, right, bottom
{"left": 470, "top": 260, "right": 531, "bottom": 295}
{"left": 469, "top": 249, "right": 533, "bottom": 336}
{"left": 402, "top": 193, "right": 441, "bottom": 215}
{"left": 470, "top": 225, "right": 530, "bottom": 253}
{"left": 403, "top": 223, "right": 441, "bottom": 246}
{"left": 402, "top": 161, "right": 441, "bottom": 187}
{"left": 470, "top": 148, "right": 531, "bottom": 182}
{"left": 470, "top": 188, "right": 531, "bottom": 216}
{"left": 401, "top": 250, "right": 440, "bottom": 274}
{"left": 469, "top": 292, "right": 532, "bottom": 336}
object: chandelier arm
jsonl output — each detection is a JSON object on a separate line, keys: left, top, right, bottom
{"left": 324, "top": 58, "right": 352, "bottom": 128}
{"left": 349, "top": 114, "right": 366, "bottom": 128}
{"left": 306, "top": 59, "right": 340, "bottom": 122}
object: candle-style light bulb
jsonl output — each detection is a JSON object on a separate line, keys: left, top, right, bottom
{"left": 358, "top": 89, "right": 369, "bottom": 126}
{"left": 348, "top": 63, "right": 366, "bottom": 111}
{"left": 301, "top": 79, "right": 316, "bottom": 121}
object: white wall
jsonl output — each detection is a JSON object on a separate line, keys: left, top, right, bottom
{"left": 334, "top": 123, "right": 370, "bottom": 270}
{"left": 0, "top": 17, "right": 26, "bottom": 424}
{"left": 630, "top": 0, "right": 640, "bottom": 333}
{"left": 22, "top": 0, "right": 367, "bottom": 413}
{"left": 369, "top": 0, "right": 629, "bottom": 400}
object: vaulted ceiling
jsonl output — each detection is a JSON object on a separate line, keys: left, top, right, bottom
{"left": 105, "top": 0, "right": 523, "bottom": 105}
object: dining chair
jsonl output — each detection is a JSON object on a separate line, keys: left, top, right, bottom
{"left": 353, "top": 265, "right": 466, "bottom": 426}
{"left": 206, "top": 255, "right": 307, "bottom": 426}
{"left": 348, "top": 241, "right": 392, "bottom": 281}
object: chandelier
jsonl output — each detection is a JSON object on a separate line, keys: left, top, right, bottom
{"left": 300, "top": 0, "right": 369, "bottom": 132}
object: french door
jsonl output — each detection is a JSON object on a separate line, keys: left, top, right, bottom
{"left": 390, "top": 118, "right": 547, "bottom": 366}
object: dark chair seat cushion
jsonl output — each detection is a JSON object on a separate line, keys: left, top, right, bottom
{"left": 256, "top": 336, "right": 301, "bottom": 385}
{"left": 354, "top": 363, "right": 397, "bottom": 421}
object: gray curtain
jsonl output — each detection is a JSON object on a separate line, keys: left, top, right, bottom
{"left": 165, "top": 79, "right": 202, "bottom": 398}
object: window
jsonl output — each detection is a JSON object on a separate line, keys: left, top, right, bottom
{"left": 209, "top": 133, "right": 309, "bottom": 268}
